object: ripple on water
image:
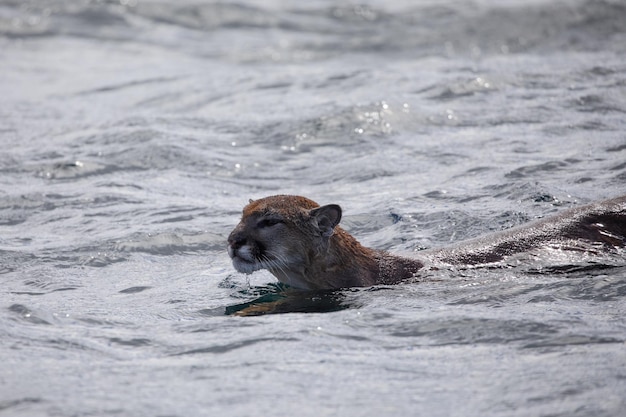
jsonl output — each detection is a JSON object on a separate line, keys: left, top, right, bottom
{"left": 171, "top": 337, "right": 298, "bottom": 356}
{"left": 0, "top": 398, "right": 44, "bottom": 413}
{"left": 388, "top": 317, "right": 560, "bottom": 346}
{"left": 114, "top": 231, "right": 225, "bottom": 255}
{"left": 8, "top": 304, "right": 52, "bottom": 326}
{"left": 118, "top": 286, "right": 152, "bottom": 294}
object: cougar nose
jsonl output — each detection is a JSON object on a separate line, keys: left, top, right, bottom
{"left": 228, "top": 231, "right": 246, "bottom": 250}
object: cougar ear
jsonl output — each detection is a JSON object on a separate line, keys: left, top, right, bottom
{"left": 310, "top": 204, "right": 342, "bottom": 238}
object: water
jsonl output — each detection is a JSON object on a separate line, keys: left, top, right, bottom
{"left": 1, "top": 0, "right": 626, "bottom": 415}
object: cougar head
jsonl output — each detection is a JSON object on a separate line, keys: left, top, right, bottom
{"left": 227, "top": 195, "right": 341, "bottom": 278}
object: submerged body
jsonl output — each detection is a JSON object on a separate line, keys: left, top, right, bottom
{"left": 227, "top": 195, "right": 626, "bottom": 290}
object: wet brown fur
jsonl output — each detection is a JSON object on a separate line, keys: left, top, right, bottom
{"left": 228, "top": 195, "right": 626, "bottom": 290}
{"left": 228, "top": 195, "right": 422, "bottom": 290}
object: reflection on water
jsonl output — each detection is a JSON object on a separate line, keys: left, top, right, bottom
{"left": 220, "top": 284, "right": 352, "bottom": 316}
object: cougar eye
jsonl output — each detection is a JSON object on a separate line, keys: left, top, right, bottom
{"left": 256, "top": 218, "right": 282, "bottom": 229}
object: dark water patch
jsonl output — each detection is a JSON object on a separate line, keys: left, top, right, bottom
{"left": 155, "top": 215, "right": 194, "bottom": 223}
{"left": 226, "top": 291, "right": 351, "bottom": 316}
{"left": 457, "top": 194, "right": 491, "bottom": 204}
{"left": 109, "top": 337, "right": 152, "bottom": 347}
{"left": 10, "top": 291, "right": 46, "bottom": 296}
{"left": 571, "top": 94, "right": 625, "bottom": 114}
{"left": 484, "top": 181, "right": 545, "bottom": 202}
{"left": 80, "top": 125, "right": 155, "bottom": 146}
{"left": 184, "top": 321, "right": 260, "bottom": 335}
{"left": 328, "top": 333, "right": 370, "bottom": 342}
{"left": 526, "top": 388, "right": 587, "bottom": 407}
{"left": 517, "top": 74, "right": 560, "bottom": 91}
{"left": 585, "top": 66, "right": 619, "bottom": 77}
{"left": 423, "top": 190, "right": 454, "bottom": 200}
{"left": 149, "top": 206, "right": 201, "bottom": 224}
{"left": 8, "top": 304, "right": 51, "bottom": 325}
{"left": 119, "top": 286, "right": 152, "bottom": 294}
{"left": 77, "top": 317, "right": 130, "bottom": 327}
{"left": 312, "top": 69, "right": 370, "bottom": 89}
{"left": 526, "top": 294, "right": 558, "bottom": 303}
{"left": 388, "top": 318, "right": 559, "bottom": 346}
{"left": 43, "top": 337, "right": 97, "bottom": 353}
{"left": 0, "top": 215, "right": 26, "bottom": 226}
{"left": 614, "top": 171, "right": 626, "bottom": 182}
{"left": 0, "top": 397, "right": 43, "bottom": 412}
{"left": 218, "top": 284, "right": 355, "bottom": 316}
{"left": 0, "top": 152, "right": 20, "bottom": 170}
{"left": 523, "top": 335, "right": 622, "bottom": 349}
{"left": 172, "top": 337, "right": 298, "bottom": 356}
{"left": 531, "top": 193, "right": 562, "bottom": 204}
{"left": 12, "top": 274, "right": 81, "bottom": 295}
{"left": 526, "top": 262, "right": 619, "bottom": 275}
{"left": 479, "top": 115, "right": 549, "bottom": 127}
{"left": 255, "top": 81, "right": 292, "bottom": 90}
{"left": 449, "top": 166, "right": 495, "bottom": 184}
{"left": 609, "top": 161, "right": 626, "bottom": 171}
{"left": 75, "top": 76, "right": 183, "bottom": 96}
{"left": 565, "top": 120, "right": 613, "bottom": 132}
{"left": 0, "top": 193, "right": 60, "bottom": 212}
{"left": 95, "top": 181, "right": 144, "bottom": 190}
{"left": 51, "top": 287, "right": 77, "bottom": 292}
{"left": 505, "top": 161, "right": 571, "bottom": 179}
{"left": 133, "top": 2, "right": 282, "bottom": 32}
{"left": 606, "top": 143, "right": 626, "bottom": 152}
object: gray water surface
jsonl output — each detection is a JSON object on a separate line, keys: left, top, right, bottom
{"left": 1, "top": 0, "right": 626, "bottom": 416}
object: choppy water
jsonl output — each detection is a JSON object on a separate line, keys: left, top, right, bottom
{"left": 2, "top": 0, "right": 626, "bottom": 416}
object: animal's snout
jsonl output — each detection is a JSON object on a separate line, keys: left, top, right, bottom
{"left": 227, "top": 229, "right": 247, "bottom": 250}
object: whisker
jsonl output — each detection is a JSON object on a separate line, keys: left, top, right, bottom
{"left": 266, "top": 253, "right": 288, "bottom": 276}
{"left": 261, "top": 251, "right": 292, "bottom": 285}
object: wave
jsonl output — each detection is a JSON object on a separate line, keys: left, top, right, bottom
{"left": 2, "top": 0, "right": 624, "bottom": 58}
